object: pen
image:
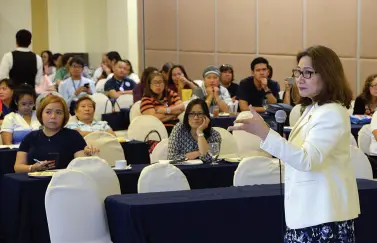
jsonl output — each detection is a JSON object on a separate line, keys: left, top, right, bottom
{"left": 33, "top": 159, "right": 42, "bottom": 164}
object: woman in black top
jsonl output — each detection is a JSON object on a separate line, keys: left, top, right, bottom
{"left": 353, "top": 74, "right": 377, "bottom": 115}
{"left": 14, "top": 95, "right": 98, "bottom": 172}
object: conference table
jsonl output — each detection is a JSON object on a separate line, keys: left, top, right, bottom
{"left": 1, "top": 162, "right": 238, "bottom": 243}
{"left": 105, "top": 179, "right": 377, "bottom": 243}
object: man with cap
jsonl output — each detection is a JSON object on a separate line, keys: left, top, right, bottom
{"left": 0, "top": 29, "right": 43, "bottom": 88}
{"left": 192, "top": 66, "right": 232, "bottom": 113}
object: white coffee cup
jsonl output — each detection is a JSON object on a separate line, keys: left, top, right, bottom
{"left": 114, "top": 160, "right": 127, "bottom": 169}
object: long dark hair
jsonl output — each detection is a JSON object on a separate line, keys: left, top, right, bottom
{"left": 183, "top": 99, "right": 212, "bottom": 139}
{"left": 140, "top": 67, "right": 158, "bottom": 85}
{"left": 41, "top": 50, "right": 54, "bottom": 67}
{"left": 123, "top": 59, "right": 134, "bottom": 74}
{"left": 144, "top": 71, "right": 172, "bottom": 105}
{"left": 360, "top": 74, "right": 377, "bottom": 105}
{"left": 168, "top": 65, "right": 192, "bottom": 85}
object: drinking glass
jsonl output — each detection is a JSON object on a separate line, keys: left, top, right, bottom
{"left": 209, "top": 142, "right": 220, "bottom": 165}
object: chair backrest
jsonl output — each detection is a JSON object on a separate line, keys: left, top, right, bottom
{"left": 95, "top": 79, "right": 108, "bottom": 93}
{"left": 233, "top": 156, "right": 283, "bottom": 186}
{"left": 84, "top": 132, "right": 125, "bottom": 166}
{"left": 45, "top": 170, "right": 112, "bottom": 243}
{"left": 232, "top": 130, "right": 271, "bottom": 158}
{"left": 67, "top": 156, "right": 121, "bottom": 199}
{"left": 90, "top": 93, "right": 112, "bottom": 121}
{"left": 116, "top": 94, "right": 133, "bottom": 109}
{"left": 151, "top": 138, "right": 169, "bottom": 162}
{"left": 213, "top": 127, "right": 238, "bottom": 157}
{"left": 289, "top": 104, "right": 302, "bottom": 126}
{"left": 350, "top": 145, "right": 373, "bottom": 180}
{"left": 138, "top": 163, "right": 190, "bottom": 193}
{"left": 193, "top": 80, "right": 203, "bottom": 87}
{"left": 348, "top": 100, "right": 355, "bottom": 115}
{"left": 129, "top": 100, "right": 142, "bottom": 122}
{"left": 279, "top": 91, "right": 284, "bottom": 100}
{"left": 358, "top": 124, "right": 372, "bottom": 155}
{"left": 128, "top": 115, "right": 168, "bottom": 141}
{"left": 350, "top": 135, "right": 357, "bottom": 147}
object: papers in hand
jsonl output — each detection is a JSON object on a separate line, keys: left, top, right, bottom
{"left": 0, "top": 144, "right": 20, "bottom": 149}
{"left": 158, "top": 160, "right": 203, "bottom": 165}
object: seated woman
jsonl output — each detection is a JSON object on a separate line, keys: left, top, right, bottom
{"left": 193, "top": 66, "right": 233, "bottom": 113}
{"left": 354, "top": 74, "right": 377, "bottom": 115}
{"left": 167, "top": 99, "right": 221, "bottom": 162}
{"left": 66, "top": 96, "right": 115, "bottom": 136}
{"left": 140, "top": 71, "right": 185, "bottom": 134}
{"left": 161, "top": 62, "right": 174, "bottom": 82}
{"left": 1, "top": 84, "right": 41, "bottom": 145}
{"left": 0, "top": 79, "right": 15, "bottom": 125}
{"left": 123, "top": 59, "right": 140, "bottom": 83}
{"left": 14, "top": 95, "right": 98, "bottom": 172}
{"left": 167, "top": 65, "right": 198, "bottom": 99}
{"left": 41, "top": 50, "right": 56, "bottom": 76}
{"left": 282, "top": 77, "right": 300, "bottom": 106}
{"left": 133, "top": 67, "right": 158, "bottom": 103}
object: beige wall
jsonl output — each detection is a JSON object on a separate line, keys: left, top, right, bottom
{"left": 142, "top": 0, "right": 377, "bottom": 97}
{"left": 31, "top": 0, "right": 49, "bottom": 54}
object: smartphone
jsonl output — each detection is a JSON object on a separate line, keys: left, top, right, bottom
{"left": 285, "top": 77, "right": 295, "bottom": 85}
{"left": 84, "top": 83, "right": 90, "bottom": 88}
{"left": 47, "top": 153, "right": 59, "bottom": 169}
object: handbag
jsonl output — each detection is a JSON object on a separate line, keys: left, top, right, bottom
{"left": 144, "top": 130, "right": 162, "bottom": 154}
{"left": 101, "top": 100, "right": 130, "bottom": 131}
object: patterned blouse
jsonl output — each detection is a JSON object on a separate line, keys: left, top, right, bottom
{"left": 167, "top": 122, "right": 222, "bottom": 162}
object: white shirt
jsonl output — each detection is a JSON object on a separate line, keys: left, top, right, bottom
{"left": 369, "top": 112, "right": 377, "bottom": 155}
{"left": 0, "top": 47, "right": 43, "bottom": 85}
{"left": 58, "top": 77, "right": 96, "bottom": 106}
{"left": 1, "top": 111, "right": 41, "bottom": 144}
{"left": 127, "top": 73, "right": 140, "bottom": 84}
{"left": 92, "top": 67, "right": 103, "bottom": 82}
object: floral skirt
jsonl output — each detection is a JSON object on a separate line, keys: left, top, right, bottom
{"left": 284, "top": 220, "right": 355, "bottom": 243}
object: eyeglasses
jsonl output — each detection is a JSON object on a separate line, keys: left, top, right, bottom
{"left": 292, "top": 69, "right": 317, "bottom": 79}
{"left": 151, "top": 80, "right": 164, "bottom": 86}
{"left": 188, "top": 112, "right": 204, "bottom": 118}
{"left": 71, "top": 65, "right": 83, "bottom": 69}
{"left": 370, "top": 83, "right": 377, "bottom": 89}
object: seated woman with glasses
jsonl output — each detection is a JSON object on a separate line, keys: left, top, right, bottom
{"left": 167, "top": 99, "right": 221, "bottom": 161}
{"left": 66, "top": 96, "right": 116, "bottom": 137}
{"left": 167, "top": 65, "right": 198, "bottom": 99}
{"left": 140, "top": 71, "right": 185, "bottom": 134}
{"left": 353, "top": 74, "right": 377, "bottom": 115}
{"left": 1, "top": 84, "right": 41, "bottom": 145}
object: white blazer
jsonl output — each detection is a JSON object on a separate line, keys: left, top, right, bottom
{"left": 261, "top": 102, "right": 360, "bottom": 229}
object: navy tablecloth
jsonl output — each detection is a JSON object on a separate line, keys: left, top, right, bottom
{"left": 1, "top": 162, "right": 238, "bottom": 243}
{"left": 105, "top": 179, "right": 377, "bottom": 243}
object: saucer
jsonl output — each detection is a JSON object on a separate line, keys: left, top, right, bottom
{"left": 113, "top": 165, "right": 132, "bottom": 171}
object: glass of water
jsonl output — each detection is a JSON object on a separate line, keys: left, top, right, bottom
{"left": 262, "top": 99, "right": 269, "bottom": 112}
{"left": 209, "top": 142, "right": 220, "bottom": 165}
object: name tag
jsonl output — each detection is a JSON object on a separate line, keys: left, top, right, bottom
{"left": 119, "top": 87, "right": 124, "bottom": 92}
{"left": 125, "top": 82, "right": 131, "bottom": 87}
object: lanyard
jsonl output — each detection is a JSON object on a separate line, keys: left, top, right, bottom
{"left": 72, "top": 79, "right": 82, "bottom": 90}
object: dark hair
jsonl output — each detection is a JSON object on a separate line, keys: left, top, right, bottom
{"left": 167, "top": 65, "right": 192, "bottom": 85}
{"left": 106, "top": 51, "right": 121, "bottom": 62}
{"left": 69, "top": 56, "right": 85, "bottom": 67}
{"left": 267, "top": 65, "right": 273, "bottom": 79}
{"left": 12, "top": 84, "right": 36, "bottom": 111}
{"left": 161, "top": 63, "right": 174, "bottom": 73}
{"left": 183, "top": 99, "right": 212, "bottom": 138}
{"left": 296, "top": 45, "right": 352, "bottom": 108}
{"left": 52, "top": 53, "right": 62, "bottom": 62}
{"left": 0, "top": 78, "right": 15, "bottom": 90}
{"left": 61, "top": 53, "right": 74, "bottom": 67}
{"left": 41, "top": 50, "right": 54, "bottom": 67}
{"left": 360, "top": 74, "right": 377, "bottom": 105}
{"left": 250, "top": 57, "right": 269, "bottom": 71}
{"left": 144, "top": 71, "right": 172, "bottom": 105}
{"left": 140, "top": 67, "right": 159, "bottom": 85}
{"left": 219, "top": 64, "right": 234, "bottom": 82}
{"left": 16, "top": 29, "right": 32, "bottom": 47}
{"left": 123, "top": 59, "right": 134, "bottom": 74}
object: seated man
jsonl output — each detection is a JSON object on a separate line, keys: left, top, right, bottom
{"left": 238, "top": 57, "right": 279, "bottom": 112}
{"left": 105, "top": 59, "right": 136, "bottom": 99}
{"left": 66, "top": 96, "right": 115, "bottom": 136}
{"left": 59, "top": 56, "right": 96, "bottom": 107}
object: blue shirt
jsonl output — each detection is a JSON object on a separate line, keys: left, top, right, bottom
{"left": 0, "top": 104, "right": 12, "bottom": 120}
{"left": 105, "top": 77, "right": 136, "bottom": 92}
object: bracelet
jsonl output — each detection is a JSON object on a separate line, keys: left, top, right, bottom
{"left": 166, "top": 107, "right": 171, "bottom": 114}
{"left": 197, "top": 133, "right": 204, "bottom": 137}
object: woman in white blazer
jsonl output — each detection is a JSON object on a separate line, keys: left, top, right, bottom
{"left": 230, "top": 45, "right": 360, "bottom": 242}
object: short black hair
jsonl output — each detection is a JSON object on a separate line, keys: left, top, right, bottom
{"left": 106, "top": 51, "right": 121, "bottom": 62}
{"left": 52, "top": 53, "right": 62, "bottom": 62}
{"left": 183, "top": 99, "right": 212, "bottom": 139}
{"left": 12, "top": 84, "right": 37, "bottom": 111}
{"left": 161, "top": 63, "right": 174, "bottom": 73}
{"left": 219, "top": 64, "right": 234, "bottom": 81}
{"left": 267, "top": 64, "right": 273, "bottom": 79}
{"left": 0, "top": 78, "right": 16, "bottom": 90}
{"left": 16, "top": 29, "right": 32, "bottom": 47}
{"left": 69, "top": 56, "right": 85, "bottom": 67}
{"left": 124, "top": 59, "right": 134, "bottom": 74}
{"left": 62, "top": 53, "right": 74, "bottom": 66}
{"left": 250, "top": 57, "right": 269, "bottom": 71}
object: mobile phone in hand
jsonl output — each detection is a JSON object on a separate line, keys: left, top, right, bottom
{"left": 285, "top": 77, "right": 295, "bottom": 85}
{"left": 83, "top": 83, "right": 90, "bottom": 88}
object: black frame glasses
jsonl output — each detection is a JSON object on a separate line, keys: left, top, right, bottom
{"left": 292, "top": 69, "right": 317, "bottom": 79}
{"left": 188, "top": 112, "right": 204, "bottom": 118}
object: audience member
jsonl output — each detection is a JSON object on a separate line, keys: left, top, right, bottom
{"left": 105, "top": 60, "right": 136, "bottom": 99}
{"left": 54, "top": 53, "right": 73, "bottom": 85}
{"left": 1, "top": 84, "right": 40, "bottom": 144}
{"left": 59, "top": 57, "right": 96, "bottom": 107}
{"left": 161, "top": 62, "right": 174, "bottom": 82}
{"left": 282, "top": 77, "right": 300, "bottom": 106}
{"left": 14, "top": 95, "right": 98, "bottom": 172}
{"left": 66, "top": 96, "right": 115, "bottom": 136}
{"left": 0, "top": 29, "right": 43, "bottom": 87}
{"left": 219, "top": 64, "right": 238, "bottom": 102}
{"left": 140, "top": 71, "right": 184, "bottom": 134}
{"left": 41, "top": 50, "right": 56, "bottom": 76}
{"left": 238, "top": 57, "right": 279, "bottom": 112}
{"left": 101, "top": 51, "right": 121, "bottom": 80}
{"left": 168, "top": 65, "right": 198, "bottom": 99}
{"left": 52, "top": 53, "right": 62, "bottom": 68}
{"left": 167, "top": 99, "right": 221, "bottom": 162}
{"left": 133, "top": 67, "right": 158, "bottom": 103}
{"left": 353, "top": 74, "right": 377, "bottom": 115}
{"left": 0, "top": 79, "right": 15, "bottom": 124}
{"left": 193, "top": 66, "right": 232, "bottom": 113}
{"left": 92, "top": 54, "right": 107, "bottom": 82}
{"left": 123, "top": 59, "right": 140, "bottom": 83}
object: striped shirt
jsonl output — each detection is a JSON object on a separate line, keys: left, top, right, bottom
{"left": 140, "top": 89, "right": 181, "bottom": 114}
